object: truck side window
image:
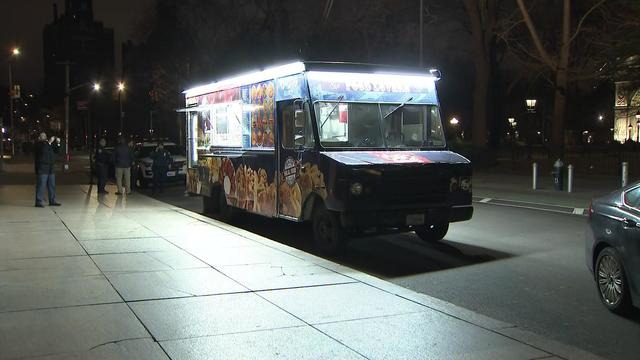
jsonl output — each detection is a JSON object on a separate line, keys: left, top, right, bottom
{"left": 279, "top": 100, "right": 313, "bottom": 149}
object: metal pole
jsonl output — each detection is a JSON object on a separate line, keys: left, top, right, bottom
{"left": 567, "top": 164, "right": 573, "bottom": 193}
{"left": 88, "top": 104, "right": 93, "bottom": 185}
{"left": 149, "top": 110, "right": 153, "bottom": 135}
{"left": 64, "top": 63, "right": 70, "bottom": 171}
{"left": 622, "top": 161, "right": 629, "bottom": 188}
{"left": 419, "top": 0, "right": 423, "bottom": 67}
{"left": 532, "top": 162, "right": 538, "bottom": 190}
{"left": 119, "top": 92, "right": 123, "bottom": 134}
{"left": 0, "top": 117, "right": 4, "bottom": 171}
{"left": 8, "top": 61, "right": 14, "bottom": 157}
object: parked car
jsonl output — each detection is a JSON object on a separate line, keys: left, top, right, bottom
{"left": 133, "top": 142, "right": 187, "bottom": 188}
{"left": 586, "top": 183, "right": 640, "bottom": 314}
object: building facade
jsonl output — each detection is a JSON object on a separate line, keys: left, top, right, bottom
{"left": 613, "top": 57, "right": 640, "bottom": 143}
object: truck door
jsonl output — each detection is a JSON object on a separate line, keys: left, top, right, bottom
{"left": 276, "top": 99, "right": 313, "bottom": 219}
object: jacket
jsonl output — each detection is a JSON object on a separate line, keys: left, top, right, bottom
{"left": 95, "top": 145, "right": 110, "bottom": 165}
{"left": 151, "top": 149, "right": 172, "bottom": 169}
{"left": 113, "top": 143, "right": 134, "bottom": 168}
{"left": 34, "top": 140, "right": 59, "bottom": 174}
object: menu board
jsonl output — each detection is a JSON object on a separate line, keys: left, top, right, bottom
{"left": 249, "top": 80, "right": 275, "bottom": 148}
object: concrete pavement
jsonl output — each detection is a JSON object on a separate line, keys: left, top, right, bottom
{"left": 0, "top": 179, "right": 606, "bottom": 359}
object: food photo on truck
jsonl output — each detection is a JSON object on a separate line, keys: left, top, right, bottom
{"left": 178, "top": 61, "right": 473, "bottom": 255}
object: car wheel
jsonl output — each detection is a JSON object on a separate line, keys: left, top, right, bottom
{"left": 415, "top": 222, "right": 449, "bottom": 242}
{"left": 312, "top": 203, "right": 347, "bottom": 256}
{"left": 595, "top": 247, "right": 632, "bottom": 314}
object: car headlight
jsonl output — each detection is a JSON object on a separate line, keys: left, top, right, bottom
{"left": 350, "top": 182, "right": 363, "bottom": 196}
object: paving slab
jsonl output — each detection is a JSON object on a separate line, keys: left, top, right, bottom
{"left": 259, "top": 282, "right": 427, "bottom": 324}
{"left": 0, "top": 256, "right": 101, "bottom": 278}
{"left": 31, "top": 338, "right": 169, "bottom": 360}
{"left": 0, "top": 219, "right": 66, "bottom": 233}
{"left": 80, "top": 237, "right": 178, "bottom": 254}
{"left": 0, "top": 274, "right": 121, "bottom": 313}
{"left": 70, "top": 227, "right": 158, "bottom": 241}
{"left": 161, "top": 326, "right": 365, "bottom": 360}
{"left": 218, "top": 263, "right": 356, "bottom": 291}
{"left": 92, "top": 249, "right": 207, "bottom": 273}
{"left": 0, "top": 230, "right": 85, "bottom": 259}
{"left": 0, "top": 303, "right": 150, "bottom": 359}
{"left": 106, "top": 268, "right": 247, "bottom": 301}
{"left": 316, "top": 312, "right": 549, "bottom": 360}
{"left": 129, "top": 293, "right": 304, "bottom": 341}
{"left": 196, "top": 244, "right": 308, "bottom": 267}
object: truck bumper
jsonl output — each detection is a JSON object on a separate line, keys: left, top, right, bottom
{"left": 341, "top": 205, "right": 473, "bottom": 230}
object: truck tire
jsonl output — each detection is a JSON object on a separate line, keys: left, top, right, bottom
{"left": 415, "top": 222, "right": 449, "bottom": 242}
{"left": 312, "top": 203, "right": 347, "bottom": 256}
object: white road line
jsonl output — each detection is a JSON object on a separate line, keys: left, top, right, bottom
{"left": 573, "top": 208, "right": 585, "bottom": 215}
{"left": 479, "top": 198, "right": 492, "bottom": 203}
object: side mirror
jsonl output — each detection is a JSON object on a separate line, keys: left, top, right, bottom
{"left": 294, "top": 109, "right": 305, "bottom": 127}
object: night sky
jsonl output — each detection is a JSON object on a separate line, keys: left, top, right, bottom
{"left": 0, "top": 0, "right": 154, "bottom": 92}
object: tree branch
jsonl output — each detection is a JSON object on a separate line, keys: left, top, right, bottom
{"left": 515, "top": 0, "right": 556, "bottom": 69}
{"left": 568, "top": 0, "right": 607, "bottom": 44}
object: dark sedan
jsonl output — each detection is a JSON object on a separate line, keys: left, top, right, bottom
{"left": 587, "top": 183, "right": 640, "bottom": 314}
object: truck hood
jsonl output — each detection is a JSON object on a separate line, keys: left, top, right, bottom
{"left": 320, "top": 150, "right": 469, "bottom": 166}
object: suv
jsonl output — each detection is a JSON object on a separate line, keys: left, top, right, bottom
{"left": 134, "top": 142, "right": 187, "bottom": 188}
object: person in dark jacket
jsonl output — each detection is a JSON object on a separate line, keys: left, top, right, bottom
{"left": 151, "top": 141, "right": 172, "bottom": 194}
{"left": 113, "top": 136, "right": 134, "bottom": 195}
{"left": 95, "top": 138, "right": 110, "bottom": 194}
{"left": 34, "top": 132, "right": 61, "bottom": 207}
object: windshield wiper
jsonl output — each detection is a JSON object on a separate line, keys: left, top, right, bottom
{"left": 383, "top": 96, "right": 413, "bottom": 120}
{"left": 320, "top": 95, "right": 345, "bottom": 130}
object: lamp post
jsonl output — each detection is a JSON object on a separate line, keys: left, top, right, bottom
{"left": 8, "top": 47, "right": 19, "bottom": 158}
{"left": 525, "top": 99, "right": 537, "bottom": 159}
{"left": 117, "top": 82, "right": 125, "bottom": 134}
{"left": 636, "top": 111, "right": 640, "bottom": 143}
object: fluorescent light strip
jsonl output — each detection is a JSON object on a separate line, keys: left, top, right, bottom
{"left": 306, "top": 71, "right": 437, "bottom": 87}
{"left": 184, "top": 61, "right": 305, "bottom": 98}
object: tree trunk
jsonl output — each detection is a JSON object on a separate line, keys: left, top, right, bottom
{"left": 464, "top": 0, "right": 489, "bottom": 151}
{"left": 552, "top": 0, "right": 571, "bottom": 155}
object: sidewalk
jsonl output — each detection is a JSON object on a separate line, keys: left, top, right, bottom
{"left": 473, "top": 170, "right": 620, "bottom": 210}
{"left": 0, "top": 181, "right": 604, "bottom": 359}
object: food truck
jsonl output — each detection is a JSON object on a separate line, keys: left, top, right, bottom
{"left": 180, "top": 61, "right": 472, "bottom": 254}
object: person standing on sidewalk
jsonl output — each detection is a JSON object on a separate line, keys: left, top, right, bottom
{"left": 95, "top": 138, "right": 109, "bottom": 194}
{"left": 151, "top": 141, "right": 172, "bottom": 194}
{"left": 128, "top": 139, "right": 138, "bottom": 190}
{"left": 34, "top": 132, "right": 62, "bottom": 207}
{"left": 113, "top": 136, "right": 134, "bottom": 195}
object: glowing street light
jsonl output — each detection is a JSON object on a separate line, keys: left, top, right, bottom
{"left": 11, "top": 48, "right": 20, "bottom": 56}
{"left": 93, "top": 82, "right": 101, "bottom": 92}
{"left": 117, "top": 82, "right": 125, "bottom": 92}
{"left": 450, "top": 117, "right": 460, "bottom": 125}
{"left": 117, "top": 82, "right": 126, "bottom": 132}
{"left": 525, "top": 99, "right": 537, "bottom": 113}
{"left": 598, "top": 114, "right": 604, "bottom": 122}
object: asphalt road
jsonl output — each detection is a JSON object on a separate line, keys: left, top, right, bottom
{"left": 143, "top": 184, "right": 640, "bottom": 360}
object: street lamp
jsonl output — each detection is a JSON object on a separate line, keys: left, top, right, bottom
{"left": 525, "top": 99, "right": 537, "bottom": 113}
{"left": 117, "top": 82, "right": 125, "bottom": 133}
{"left": 449, "top": 117, "right": 460, "bottom": 125}
{"left": 93, "top": 82, "right": 101, "bottom": 92}
{"left": 8, "top": 47, "right": 20, "bottom": 159}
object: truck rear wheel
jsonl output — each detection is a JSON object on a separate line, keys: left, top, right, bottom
{"left": 415, "top": 222, "right": 449, "bottom": 242}
{"left": 312, "top": 204, "right": 346, "bottom": 256}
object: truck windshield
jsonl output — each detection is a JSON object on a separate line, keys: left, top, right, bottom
{"left": 314, "top": 102, "right": 446, "bottom": 149}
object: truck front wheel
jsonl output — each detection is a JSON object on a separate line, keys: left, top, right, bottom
{"left": 312, "top": 204, "right": 347, "bottom": 256}
{"left": 415, "top": 222, "right": 449, "bottom": 242}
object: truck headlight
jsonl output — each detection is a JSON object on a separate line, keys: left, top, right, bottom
{"left": 350, "top": 182, "right": 363, "bottom": 196}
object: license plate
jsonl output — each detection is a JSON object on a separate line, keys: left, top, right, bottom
{"left": 167, "top": 171, "right": 176, "bottom": 177}
{"left": 406, "top": 214, "right": 425, "bottom": 225}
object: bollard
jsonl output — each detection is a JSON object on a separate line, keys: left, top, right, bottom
{"left": 567, "top": 164, "right": 573, "bottom": 193}
{"left": 622, "top": 161, "right": 629, "bottom": 188}
{"left": 532, "top": 162, "right": 538, "bottom": 190}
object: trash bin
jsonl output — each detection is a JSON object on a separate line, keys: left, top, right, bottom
{"left": 552, "top": 158, "right": 564, "bottom": 191}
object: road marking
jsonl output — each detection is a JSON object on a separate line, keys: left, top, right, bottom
{"left": 573, "top": 208, "right": 585, "bottom": 215}
{"left": 474, "top": 197, "right": 588, "bottom": 217}
{"left": 479, "top": 198, "right": 492, "bottom": 203}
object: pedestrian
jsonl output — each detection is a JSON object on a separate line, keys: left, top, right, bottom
{"left": 151, "top": 141, "right": 172, "bottom": 194}
{"left": 34, "top": 132, "right": 62, "bottom": 207}
{"left": 95, "top": 138, "right": 109, "bottom": 194}
{"left": 113, "top": 136, "right": 134, "bottom": 195}
{"left": 128, "top": 139, "right": 138, "bottom": 190}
